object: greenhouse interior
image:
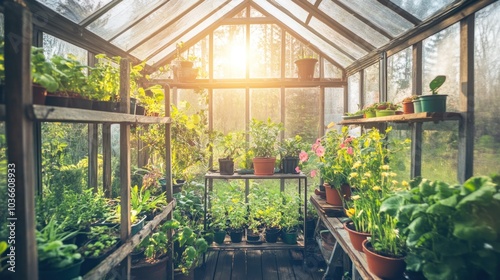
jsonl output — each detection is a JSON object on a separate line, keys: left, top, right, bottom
{"left": 1, "top": 0, "right": 499, "bottom": 279}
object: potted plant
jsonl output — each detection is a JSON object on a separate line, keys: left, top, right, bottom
{"left": 209, "top": 194, "right": 228, "bottom": 245}
{"left": 374, "top": 102, "right": 400, "bottom": 117}
{"left": 261, "top": 191, "right": 283, "bottom": 243}
{"left": 31, "top": 47, "right": 60, "bottom": 105}
{"left": 217, "top": 131, "right": 245, "bottom": 175}
{"left": 136, "top": 85, "right": 164, "bottom": 116}
{"left": 249, "top": 118, "right": 283, "bottom": 175}
{"left": 362, "top": 104, "right": 377, "bottom": 118}
{"left": 226, "top": 198, "right": 247, "bottom": 243}
{"left": 280, "top": 192, "right": 301, "bottom": 245}
{"left": 130, "top": 185, "right": 167, "bottom": 221}
{"left": 294, "top": 45, "right": 318, "bottom": 80}
{"left": 36, "top": 216, "right": 82, "bottom": 280}
{"left": 79, "top": 225, "right": 120, "bottom": 275}
{"left": 171, "top": 41, "right": 198, "bottom": 82}
{"left": 279, "top": 135, "right": 304, "bottom": 174}
{"left": 401, "top": 95, "right": 419, "bottom": 114}
{"left": 87, "top": 54, "right": 120, "bottom": 111}
{"left": 419, "top": 75, "right": 447, "bottom": 112}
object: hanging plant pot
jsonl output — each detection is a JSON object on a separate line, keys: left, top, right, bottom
{"left": 362, "top": 240, "right": 406, "bottom": 279}
{"left": 39, "top": 259, "right": 83, "bottom": 280}
{"left": 218, "top": 158, "right": 235, "bottom": 175}
{"left": 172, "top": 60, "right": 197, "bottom": 82}
{"left": 213, "top": 229, "right": 227, "bottom": 244}
{"left": 252, "top": 157, "right": 276, "bottom": 175}
{"left": 419, "top": 94, "right": 447, "bottom": 112}
{"left": 344, "top": 222, "right": 371, "bottom": 252}
{"left": 295, "top": 58, "right": 318, "bottom": 80}
{"left": 282, "top": 156, "right": 299, "bottom": 174}
{"left": 229, "top": 228, "right": 243, "bottom": 243}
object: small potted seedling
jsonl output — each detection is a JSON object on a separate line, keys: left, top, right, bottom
{"left": 419, "top": 75, "right": 447, "bottom": 112}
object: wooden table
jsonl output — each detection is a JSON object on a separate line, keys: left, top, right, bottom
{"left": 310, "top": 195, "right": 381, "bottom": 280}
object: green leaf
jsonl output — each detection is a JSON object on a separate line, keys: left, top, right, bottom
{"left": 422, "top": 262, "right": 454, "bottom": 280}
{"left": 405, "top": 252, "right": 424, "bottom": 272}
{"left": 0, "top": 241, "right": 7, "bottom": 255}
{"left": 460, "top": 176, "right": 494, "bottom": 196}
{"left": 379, "top": 194, "right": 405, "bottom": 216}
{"left": 453, "top": 217, "right": 496, "bottom": 241}
{"left": 419, "top": 179, "right": 436, "bottom": 197}
{"left": 429, "top": 75, "right": 446, "bottom": 94}
{"left": 426, "top": 203, "right": 455, "bottom": 216}
{"left": 433, "top": 237, "right": 468, "bottom": 256}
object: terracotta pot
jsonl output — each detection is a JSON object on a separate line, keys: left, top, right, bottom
{"left": 252, "top": 157, "right": 276, "bottom": 175}
{"left": 402, "top": 101, "right": 414, "bottom": 114}
{"left": 295, "top": 58, "right": 318, "bottom": 80}
{"left": 362, "top": 239, "right": 406, "bottom": 279}
{"left": 324, "top": 183, "right": 351, "bottom": 206}
{"left": 32, "top": 84, "right": 47, "bottom": 105}
{"left": 344, "top": 222, "right": 370, "bottom": 252}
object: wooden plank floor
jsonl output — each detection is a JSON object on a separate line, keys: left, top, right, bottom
{"left": 194, "top": 250, "right": 325, "bottom": 280}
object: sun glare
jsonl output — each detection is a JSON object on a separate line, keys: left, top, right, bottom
{"left": 229, "top": 43, "right": 247, "bottom": 73}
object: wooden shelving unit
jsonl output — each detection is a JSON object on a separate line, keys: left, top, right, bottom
{"left": 339, "top": 112, "right": 462, "bottom": 125}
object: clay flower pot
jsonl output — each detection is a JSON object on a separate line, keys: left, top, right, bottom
{"left": 343, "top": 221, "right": 370, "bottom": 252}
{"left": 362, "top": 239, "right": 406, "bottom": 279}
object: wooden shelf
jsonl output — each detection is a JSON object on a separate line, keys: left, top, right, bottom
{"left": 28, "top": 104, "right": 171, "bottom": 124}
{"left": 209, "top": 235, "right": 305, "bottom": 251}
{"left": 339, "top": 112, "right": 462, "bottom": 125}
{"left": 205, "top": 172, "right": 307, "bottom": 180}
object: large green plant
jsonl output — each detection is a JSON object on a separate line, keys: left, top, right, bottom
{"left": 249, "top": 118, "right": 283, "bottom": 158}
{"left": 31, "top": 47, "right": 60, "bottom": 92}
{"left": 50, "top": 54, "right": 89, "bottom": 96}
{"left": 87, "top": 54, "right": 120, "bottom": 101}
{"left": 380, "top": 175, "right": 500, "bottom": 280}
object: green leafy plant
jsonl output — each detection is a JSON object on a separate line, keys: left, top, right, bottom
{"left": 138, "top": 221, "right": 171, "bottom": 261}
{"left": 279, "top": 135, "right": 305, "bottom": 158}
{"left": 429, "top": 75, "right": 446, "bottom": 95}
{"left": 380, "top": 175, "right": 500, "bottom": 280}
{"left": 173, "top": 188, "right": 205, "bottom": 230}
{"left": 136, "top": 84, "right": 164, "bottom": 116}
{"left": 226, "top": 196, "right": 247, "bottom": 230}
{"left": 0, "top": 241, "right": 8, "bottom": 272}
{"left": 130, "top": 185, "right": 167, "bottom": 218}
{"left": 80, "top": 226, "right": 119, "bottom": 258}
{"left": 31, "top": 47, "right": 60, "bottom": 92}
{"left": 280, "top": 192, "right": 301, "bottom": 231}
{"left": 87, "top": 54, "right": 120, "bottom": 101}
{"left": 217, "top": 131, "right": 245, "bottom": 160}
{"left": 249, "top": 118, "right": 283, "bottom": 158}
{"left": 50, "top": 54, "right": 89, "bottom": 96}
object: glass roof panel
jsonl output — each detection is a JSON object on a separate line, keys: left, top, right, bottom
{"left": 338, "top": 0, "right": 414, "bottom": 37}
{"left": 146, "top": 0, "right": 244, "bottom": 65}
{"left": 273, "top": 0, "right": 310, "bottom": 23}
{"left": 36, "top": 0, "right": 113, "bottom": 24}
{"left": 318, "top": 1, "right": 390, "bottom": 48}
{"left": 111, "top": 0, "right": 196, "bottom": 51}
{"left": 234, "top": 7, "right": 247, "bottom": 18}
{"left": 309, "top": 17, "right": 367, "bottom": 59}
{"left": 390, "top": 0, "right": 457, "bottom": 20}
{"left": 87, "top": 0, "right": 165, "bottom": 40}
{"left": 250, "top": 6, "right": 265, "bottom": 17}
{"left": 254, "top": 0, "right": 352, "bottom": 67}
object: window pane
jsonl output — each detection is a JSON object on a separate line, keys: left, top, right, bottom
{"left": 284, "top": 34, "right": 319, "bottom": 79}
{"left": 284, "top": 88, "right": 319, "bottom": 142}
{"left": 37, "top": 0, "right": 113, "bottom": 23}
{"left": 390, "top": 0, "right": 457, "bottom": 20}
{"left": 250, "top": 24, "right": 281, "bottom": 78}
{"left": 423, "top": 23, "right": 460, "bottom": 111}
{"left": 176, "top": 89, "right": 208, "bottom": 116}
{"left": 324, "top": 87, "right": 344, "bottom": 132}
{"left": 348, "top": 73, "right": 360, "bottom": 113}
{"left": 323, "top": 59, "right": 343, "bottom": 79}
{"left": 474, "top": 2, "right": 500, "bottom": 176}
{"left": 274, "top": 0, "right": 309, "bottom": 23}
{"left": 389, "top": 124, "right": 412, "bottom": 182}
{"left": 43, "top": 34, "right": 88, "bottom": 65}
{"left": 249, "top": 6, "right": 264, "bottom": 17}
{"left": 318, "top": 1, "right": 390, "bottom": 48}
{"left": 363, "top": 63, "right": 379, "bottom": 107}
{"left": 213, "top": 89, "right": 246, "bottom": 134}
{"left": 250, "top": 89, "right": 281, "bottom": 124}
{"left": 214, "top": 25, "right": 246, "bottom": 79}
{"left": 388, "top": 47, "right": 413, "bottom": 103}
{"left": 421, "top": 122, "right": 458, "bottom": 183}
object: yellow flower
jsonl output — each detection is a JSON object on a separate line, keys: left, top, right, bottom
{"left": 402, "top": 180, "right": 409, "bottom": 187}
{"left": 381, "top": 165, "right": 390, "bottom": 170}
{"left": 346, "top": 208, "right": 355, "bottom": 218}
{"left": 363, "top": 172, "right": 371, "bottom": 178}
{"left": 381, "top": 172, "right": 389, "bottom": 177}
{"left": 350, "top": 172, "right": 358, "bottom": 178}
{"left": 352, "top": 161, "right": 362, "bottom": 169}
{"left": 372, "top": 186, "right": 381, "bottom": 191}
{"left": 231, "top": 198, "right": 240, "bottom": 203}
{"left": 351, "top": 195, "right": 361, "bottom": 200}
{"left": 361, "top": 179, "right": 368, "bottom": 185}
{"left": 327, "top": 122, "right": 336, "bottom": 129}
{"left": 392, "top": 180, "right": 398, "bottom": 185}
{"left": 390, "top": 172, "right": 397, "bottom": 177}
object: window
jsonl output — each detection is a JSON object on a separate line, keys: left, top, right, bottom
{"left": 388, "top": 47, "right": 412, "bottom": 103}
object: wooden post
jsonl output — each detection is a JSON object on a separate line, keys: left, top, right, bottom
{"left": 119, "top": 58, "right": 131, "bottom": 279}
{"left": 102, "top": 124, "right": 112, "bottom": 197}
{"left": 4, "top": 1, "right": 38, "bottom": 279}
{"left": 411, "top": 42, "right": 423, "bottom": 178}
{"left": 88, "top": 124, "right": 98, "bottom": 192}
{"left": 164, "top": 84, "right": 174, "bottom": 280}
{"left": 458, "top": 15, "right": 475, "bottom": 183}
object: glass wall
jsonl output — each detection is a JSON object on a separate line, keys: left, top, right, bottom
{"left": 212, "top": 89, "right": 246, "bottom": 133}
{"left": 474, "top": 2, "right": 500, "bottom": 176}
{"left": 363, "top": 62, "right": 379, "bottom": 107}
{"left": 324, "top": 87, "right": 344, "bottom": 132}
{"left": 348, "top": 72, "right": 360, "bottom": 113}
{"left": 387, "top": 47, "right": 412, "bottom": 102}
{"left": 284, "top": 88, "right": 320, "bottom": 142}
{"left": 213, "top": 25, "right": 246, "bottom": 79}
{"left": 250, "top": 88, "right": 281, "bottom": 123}
{"left": 249, "top": 24, "right": 281, "bottom": 78}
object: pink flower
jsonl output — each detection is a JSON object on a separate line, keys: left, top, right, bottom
{"left": 295, "top": 166, "right": 301, "bottom": 173}
{"left": 345, "top": 136, "right": 354, "bottom": 143}
{"left": 299, "top": 151, "right": 309, "bottom": 163}
{"left": 340, "top": 143, "right": 345, "bottom": 148}
{"left": 315, "top": 146, "right": 325, "bottom": 157}
{"left": 347, "top": 147, "right": 353, "bottom": 155}
{"left": 310, "top": 170, "right": 317, "bottom": 177}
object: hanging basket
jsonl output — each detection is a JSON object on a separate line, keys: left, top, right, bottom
{"left": 295, "top": 58, "right": 318, "bottom": 80}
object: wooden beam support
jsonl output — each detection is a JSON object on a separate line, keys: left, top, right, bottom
{"left": 102, "top": 124, "right": 112, "bottom": 197}
{"left": 88, "top": 124, "right": 98, "bottom": 192}
{"left": 4, "top": 2, "right": 38, "bottom": 279}
{"left": 410, "top": 42, "right": 423, "bottom": 178}
{"left": 79, "top": 0, "right": 123, "bottom": 27}
{"left": 146, "top": 79, "right": 346, "bottom": 89}
{"left": 376, "top": 0, "right": 421, "bottom": 25}
{"left": 163, "top": 84, "right": 174, "bottom": 280}
{"left": 458, "top": 15, "right": 475, "bottom": 183}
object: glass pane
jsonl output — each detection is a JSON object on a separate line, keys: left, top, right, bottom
{"left": 388, "top": 47, "right": 413, "bottom": 103}
{"left": 348, "top": 73, "right": 360, "bottom": 113}
{"left": 323, "top": 59, "right": 343, "bottom": 79}
{"left": 146, "top": 0, "right": 244, "bottom": 65}
{"left": 274, "top": 0, "right": 310, "bottom": 23}
{"left": 43, "top": 34, "right": 88, "bottom": 65}
{"left": 111, "top": 0, "right": 213, "bottom": 51}
{"left": 254, "top": 0, "right": 353, "bottom": 67}
{"left": 0, "top": 13, "right": 4, "bottom": 37}
{"left": 250, "top": 89, "right": 281, "bottom": 124}
{"left": 37, "top": 0, "right": 113, "bottom": 24}
{"left": 324, "top": 87, "right": 345, "bottom": 132}
{"left": 234, "top": 7, "right": 247, "bottom": 18}
{"left": 389, "top": 124, "right": 412, "bottom": 182}
{"left": 423, "top": 23, "right": 460, "bottom": 111}
{"left": 390, "top": 0, "right": 457, "bottom": 20}
{"left": 284, "top": 88, "right": 320, "bottom": 142}
{"left": 176, "top": 89, "right": 208, "bottom": 115}
{"left": 213, "top": 25, "right": 246, "bottom": 79}
{"left": 474, "top": 2, "right": 500, "bottom": 176}
{"left": 284, "top": 34, "right": 319, "bottom": 79}
{"left": 318, "top": 1, "right": 390, "bottom": 48}
{"left": 87, "top": 0, "right": 165, "bottom": 40}
{"left": 363, "top": 63, "right": 379, "bottom": 107}
{"left": 338, "top": 0, "right": 414, "bottom": 37}
{"left": 309, "top": 17, "right": 367, "bottom": 60}
{"left": 421, "top": 122, "right": 458, "bottom": 183}
{"left": 250, "top": 6, "right": 265, "bottom": 17}
{"left": 250, "top": 24, "right": 281, "bottom": 79}
{"left": 213, "top": 89, "right": 246, "bottom": 134}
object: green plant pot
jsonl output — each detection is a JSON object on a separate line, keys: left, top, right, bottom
{"left": 413, "top": 99, "right": 422, "bottom": 113}
{"left": 419, "top": 94, "right": 447, "bottom": 112}
{"left": 375, "top": 110, "right": 396, "bottom": 117}
{"left": 131, "top": 215, "right": 147, "bottom": 236}
{"left": 202, "top": 230, "right": 214, "bottom": 245}
{"left": 214, "top": 229, "right": 226, "bottom": 244}
{"left": 364, "top": 111, "right": 376, "bottom": 118}
{"left": 282, "top": 229, "right": 298, "bottom": 245}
